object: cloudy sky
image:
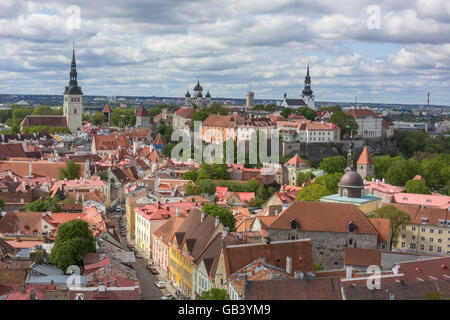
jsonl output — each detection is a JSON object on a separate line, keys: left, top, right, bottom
{"left": 0, "top": 0, "right": 449, "bottom": 105}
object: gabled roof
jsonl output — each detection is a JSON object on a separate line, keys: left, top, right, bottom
{"left": 357, "top": 146, "right": 374, "bottom": 165}
{"left": 102, "top": 104, "right": 112, "bottom": 113}
{"left": 20, "top": 116, "right": 67, "bottom": 128}
{"left": 153, "top": 133, "right": 166, "bottom": 146}
{"left": 346, "top": 108, "right": 380, "bottom": 119}
{"left": 135, "top": 106, "right": 150, "bottom": 117}
{"left": 368, "top": 218, "right": 390, "bottom": 244}
{"left": 285, "top": 154, "right": 308, "bottom": 168}
{"left": 93, "top": 134, "right": 128, "bottom": 151}
{"left": 223, "top": 239, "right": 314, "bottom": 277}
{"left": 269, "top": 202, "right": 379, "bottom": 235}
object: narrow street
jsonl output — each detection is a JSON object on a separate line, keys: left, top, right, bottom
{"left": 134, "top": 258, "right": 166, "bottom": 300}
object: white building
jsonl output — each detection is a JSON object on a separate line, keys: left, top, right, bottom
{"left": 346, "top": 107, "right": 382, "bottom": 139}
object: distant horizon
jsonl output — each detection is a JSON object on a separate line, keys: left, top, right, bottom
{"left": 1, "top": 93, "right": 448, "bottom": 109}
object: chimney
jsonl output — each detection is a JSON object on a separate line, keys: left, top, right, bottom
{"left": 176, "top": 207, "right": 181, "bottom": 217}
{"left": 20, "top": 284, "right": 26, "bottom": 294}
{"left": 215, "top": 216, "right": 220, "bottom": 227}
{"left": 382, "top": 178, "right": 385, "bottom": 183}
{"left": 286, "top": 256, "right": 292, "bottom": 274}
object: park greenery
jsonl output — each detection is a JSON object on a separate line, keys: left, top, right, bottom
{"left": 373, "top": 154, "right": 450, "bottom": 194}
{"left": 49, "top": 219, "right": 96, "bottom": 271}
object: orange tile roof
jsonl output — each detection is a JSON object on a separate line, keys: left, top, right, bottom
{"left": 357, "top": 146, "right": 374, "bottom": 165}
{"left": 368, "top": 218, "right": 390, "bottom": 244}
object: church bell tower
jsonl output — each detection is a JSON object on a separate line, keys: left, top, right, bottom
{"left": 63, "top": 43, "right": 83, "bottom": 134}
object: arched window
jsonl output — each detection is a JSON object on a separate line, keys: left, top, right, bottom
{"left": 343, "top": 188, "right": 348, "bottom": 197}
{"left": 290, "top": 219, "right": 297, "bottom": 230}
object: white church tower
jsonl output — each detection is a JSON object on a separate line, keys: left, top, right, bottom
{"left": 301, "top": 64, "right": 315, "bottom": 110}
{"left": 63, "top": 44, "right": 83, "bottom": 134}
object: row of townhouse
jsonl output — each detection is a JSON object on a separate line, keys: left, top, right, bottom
{"left": 200, "top": 114, "right": 341, "bottom": 144}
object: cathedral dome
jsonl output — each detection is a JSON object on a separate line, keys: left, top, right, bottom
{"left": 205, "top": 91, "right": 211, "bottom": 98}
{"left": 185, "top": 90, "right": 191, "bottom": 98}
{"left": 194, "top": 81, "right": 202, "bottom": 91}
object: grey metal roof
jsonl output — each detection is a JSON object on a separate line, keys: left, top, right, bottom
{"left": 25, "top": 274, "right": 88, "bottom": 286}
{"left": 29, "top": 262, "right": 63, "bottom": 276}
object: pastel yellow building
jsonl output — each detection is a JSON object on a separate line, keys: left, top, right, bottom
{"left": 390, "top": 204, "right": 450, "bottom": 256}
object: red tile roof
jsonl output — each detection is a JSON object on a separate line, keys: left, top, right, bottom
{"left": 135, "top": 106, "right": 150, "bottom": 117}
{"left": 243, "top": 277, "right": 343, "bottom": 300}
{"left": 269, "top": 202, "right": 379, "bottom": 235}
{"left": 357, "top": 146, "right": 374, "bottom": 165}
{"left": 368, "top": 218, "right": 390, "bottom": 244}
{"left": 93, "top": 134, "right": 128, "bottom": 151}
{"left": 223, "top": 239, "right": 314, "bottom": 277}
{"left": 346, "top": 108, "right": 380, "bottom": 119}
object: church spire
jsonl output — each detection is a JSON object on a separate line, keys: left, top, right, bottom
{"left": 302, "top": 64, "right": 313, "bottom": 97}
{"left": 64, "top": 42, "right": 82, "bottom": 95}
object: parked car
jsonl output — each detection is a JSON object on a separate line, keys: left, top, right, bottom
{"left": 155, "top": 281, "right": 165, "bottom": 289}
{"left": 148, "top": 267, "right": 159, "bottom": 275}
{"left": 161, "top": 294, "right": 174, "bottom": 300}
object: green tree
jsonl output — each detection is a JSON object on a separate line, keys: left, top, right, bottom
{"left": 98, "top": 170, "right": 109, "bottom": 181}
{"left": 320, "top": 156, "right": 347, "bottom": 174}
{"left": 202, "top": 204, "right": 236, "bottom": 232}
{"left": 370, "top": 205, "right": 411, "bottom": 248}
{"left": 49, "top": 219, "right": 96, "bottom": 271}
{"left": 26, "top": 197, "right": 62, "bottom": 213}
{"left": 421, "top": 154, "right": 450, "bottom": 189}
{"left": 295, "top": 183, "right": 331, "bottom": 202}
{"left": 314, "top": 172, "right": 342, "bottom": 194}
{"left": 297, "top": 106, "right": 317, "bottom": 121}
{"left": 385, "top": 159, "right": 421, "bottom": 186}
{"left": 198, "top": 288, "right": 229, "bottom": 300}
{"left": 329, "top": 110, "right": 359, "bottom": 137}
{"left": 197, "top": 179, "right": 216, "bottom": 195}
{"left": 92, "top": 111, "right": 107, "bottom": 126}
{"left": 162, "top": 143, "right": 175, "bottom": 158}
{"left": 182, "top": 170, "right": 199, "bottom": 181}
{"left": 405, "top": 180, "right": 431, "bottom": 194}
{"left": 296, "top": 171, "right": 314, "bottom": 187}
{"left": 59, "top": 160, "right": 81, "bottom": 180}
{"left": 373, "top": 155, "right": 403, "bottom": 179}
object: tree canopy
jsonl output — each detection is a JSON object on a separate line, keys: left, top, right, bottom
{"left": 369, "top": 205, "right": 411, "bottom": 248}
{"left": 59, "top": 160, "right": 81, "bottom": 180}
{"left": 26, "top": 197, "right": 62, "bottom": 213}
{"left": 49, "top": 219, "right": 96, "bottom": 271}
{"left": 320, "top": 156, "right": 347, "bottom": 174}
{"left": 198, "top": 288, "right": 229, "bottom": 300}
{"left": 201, "top": 204, "right": 236, "bottom": 232}
{"left": 405, "top": 180, "right": 430, "bottom": 194}
{"left": 329, "top": 110, "right": 359, "bottom": 137}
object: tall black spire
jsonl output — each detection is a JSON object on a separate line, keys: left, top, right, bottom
{"left": 64, "top": 42, "right": 82, "bottom": 95}
{"left": 302, "top": 64, "right": 313, "bottom": 96}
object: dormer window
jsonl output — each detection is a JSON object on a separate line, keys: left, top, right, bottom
{"left": 290, "top": 219, "right": 297, "bottom": 230}
{"left": 348, "top": 222, "right": 355, "bottom": 233}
